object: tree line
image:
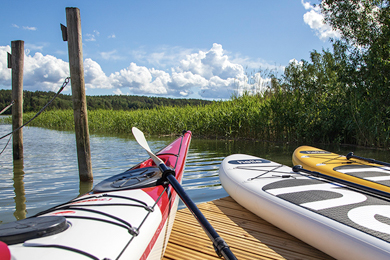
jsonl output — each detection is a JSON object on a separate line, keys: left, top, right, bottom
{"left": 0, "top": 89, "right": 212, "bottom": 115}
{"left": 260, "top": 0, "right": 390, "bottom": 147}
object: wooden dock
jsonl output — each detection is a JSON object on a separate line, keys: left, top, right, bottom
{"left": 163, "top": 196, "right": 335, "bottom": 260}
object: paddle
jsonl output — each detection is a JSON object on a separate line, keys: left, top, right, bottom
{"left": 292, "top": 165, "right": 390, "bottom": 200}
{"left": 346, "top": 152, "right": 390, "bottom": 168}
{"left": 132, "top": 127, "right": 237, "bottom": 260}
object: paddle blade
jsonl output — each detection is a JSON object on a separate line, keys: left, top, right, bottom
{"left": 132, "top": 127, "right": 163, "bottom": 165}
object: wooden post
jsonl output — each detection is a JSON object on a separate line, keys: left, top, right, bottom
{"left": 65, "top": 7, "right": 93, "bottom": 182}
{"left": 11, "top": 40, "right": 24, "bottom": 160}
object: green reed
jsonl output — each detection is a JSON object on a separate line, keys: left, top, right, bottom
{"left": 2, "top": 95, "right": 271, "bottom": 139}
{"left": 1, "top": 91, "right": 388, "bottom": 147}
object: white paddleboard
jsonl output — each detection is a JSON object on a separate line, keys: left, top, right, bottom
{"left": 219, "top": 154, "right": 390, "bottom": 260}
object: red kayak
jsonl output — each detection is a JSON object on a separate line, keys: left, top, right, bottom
{"left": 0, "top": 130, "right": 192, "bottom": 260}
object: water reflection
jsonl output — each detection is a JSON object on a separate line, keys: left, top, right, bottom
{"left": 1, "top": 124, "right": 390, "bottom": 224}
{"left": 79, "top": 181, "right": 93, "bottom": 197}
{"left": 12, "top": 159, "right": 26, "bottom": 220}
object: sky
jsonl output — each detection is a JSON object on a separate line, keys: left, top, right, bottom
{"left": 0, "top": 0, "right": 340, "bottom": 100}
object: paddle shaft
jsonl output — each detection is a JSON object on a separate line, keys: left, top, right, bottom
{"left": 346, "top": 152, "right": 390, "bottom": 168}
{"left": 131, "top": 127, "right": 236, "bottom": 259}
{"left": 292, "top": 165, "right": 390, "bottom": 200}
{"left": 160, "top": 164, "right": 237, "bottom": 260}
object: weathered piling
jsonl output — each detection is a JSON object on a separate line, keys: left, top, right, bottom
{"left": 64, "top": 7, "right": 93, "bottom": 182}
{"left": 9, "top": 40, "right": 24, "bottom": 160}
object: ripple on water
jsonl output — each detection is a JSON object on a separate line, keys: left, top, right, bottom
{"left": 2, "top": 125, "right": 389, "bottom": 222}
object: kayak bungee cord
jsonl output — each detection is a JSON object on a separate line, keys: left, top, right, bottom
{"left": 32, "top": 194, "right": 152, "bottom": 217}
{"left": 116, "top": 185, "right": 169, "bottom": 260}
{"left": 132, "top": 127, "right": 237, "bottom": 260}
{"left": 24, "top": 244, "right": 100, "bottom": 260}
{"left": 21, "top": 186, "right": 170, "bottom": 260}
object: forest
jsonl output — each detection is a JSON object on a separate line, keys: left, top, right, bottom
{"left": 0, "top": 90, "right": 212, "bottom": 114}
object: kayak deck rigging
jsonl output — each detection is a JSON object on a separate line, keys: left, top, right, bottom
{"left": 1, "top": 183, "right": 170, "bottom": 260}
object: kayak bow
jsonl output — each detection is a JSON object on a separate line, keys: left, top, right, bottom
{"left": 0, "top": 130, "right": 192, "bottom": 260}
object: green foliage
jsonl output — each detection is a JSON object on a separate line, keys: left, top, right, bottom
{"left": 319, "top": 0, "right": 390, "bottom": 146}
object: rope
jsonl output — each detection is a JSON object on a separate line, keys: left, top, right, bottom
{"left": 0, "top": 77, "right": 70, "bottom": 154}
{"left": 0, "top": 136, "right": 12, "bottom": 156}
{"left": 0, "top": 100, "right": 15, "bottom": 115}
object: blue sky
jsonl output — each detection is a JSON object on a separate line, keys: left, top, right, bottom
{"left": 0, "top": 0, "right": 339, "bottom": 99}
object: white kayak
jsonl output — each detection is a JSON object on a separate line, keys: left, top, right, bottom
{"left": 219, "top": 154, "right": 390, "bottom": 260}
{"left": 0, "top": 130, "right": 192, "bottom": 260}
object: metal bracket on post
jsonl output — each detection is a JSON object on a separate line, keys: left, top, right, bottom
{"left": 60, "top": 24, "right": 68, "bottom": 42}
{"left": 7, "top": 53, "right": 12, "bottom": 68}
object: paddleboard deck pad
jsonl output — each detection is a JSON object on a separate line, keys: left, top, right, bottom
{"left": 0, "top": 131, "right": 192, "bottom": 260}
{"left": 293, "top": 146, "right": 390, "bottom": 194}
{"left": 219, "top": 154, "right": 390, "bottom": 260}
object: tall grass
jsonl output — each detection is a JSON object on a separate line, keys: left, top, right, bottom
{"left": 1, "top": 95, "right": 275, "bottom": 140}
{"left": 2, "top": 91, "right": 389, "bottom": 147}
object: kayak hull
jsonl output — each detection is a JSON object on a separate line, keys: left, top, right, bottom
{"left": 1, "top": 131, "right": 192, "bottom": 260}
{"left": 219, "top": 154, "right": 390, "bottom": 260}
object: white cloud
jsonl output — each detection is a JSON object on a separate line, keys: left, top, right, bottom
{"left": 301, "top": 0, "right": 320, "bottom": 11}
{"left": 85, "top": 30, "right": 100, "bottom": 42}
{"left": 110, "top": 63, "right": 168, "bottom": 95}
{"left": 0, "top": 46, "right": 11, "bottom": 87}
{"left": 0, "top": 43, "right": 273, "bottom": 99}
{"left": 113, "top": 88, "right": 123, "bottom": 95}
{"left": 131, "top": 46, "right": 195, "bottom": 69}
{"left": 96, "top": 43, "right": 250, "bottom": 98}
{"left": 84, "top": 58, "right": 113, "bottom": 89}
{"left": 85, "top": 34, "right": 96, "bottom": 42}
{"left": 23, "top": 26, "right": 37, "bottom": 31}
{"left": 99, "top": 50, "right": 123, "bottom": 60}
{"left": 177, "top": 43, "right": 245, "bottom": 80}
{"left": 301, "top": 0, "right": 341, "bottom": 41}
{"left": 11, "top": 24, "right": 37, "bottom": 31}
{"left": 25, "top": 43, "right": 45, "bottom": 52}
{"left": 289, "top": 58, "right": 301, "bottom": 65}
{"left": 23, "top": 53, "right": 69, "bottom": 91}
{"left": 0, "top": 47, "right": 69, "bottom": 91}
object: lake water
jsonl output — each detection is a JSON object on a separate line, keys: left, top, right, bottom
{"left": 1, "top": 123, "right": 390, "bottom": 225}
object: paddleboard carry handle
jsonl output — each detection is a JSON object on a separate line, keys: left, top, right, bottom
{"left": 346, "top": 152, "right": 390, "bottom": 168}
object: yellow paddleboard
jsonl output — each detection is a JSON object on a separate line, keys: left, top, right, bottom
{"left": 292, "top": 146, "right": 390, "bottom": 194}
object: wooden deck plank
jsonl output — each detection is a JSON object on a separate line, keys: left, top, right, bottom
{"left": 163, "top": 242, "right": 220, "bottom": 260}
{"left": 173, "top": 214, "right": 331, "bottom": 260}
{"left": 169, "top": 228, "right": 287, "bottom": 260}
{"left": 182, "top": 204, "right": 296, "bottom": 240}
{"left": 163, "top": 196, "right": 335, "bottom": 260}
